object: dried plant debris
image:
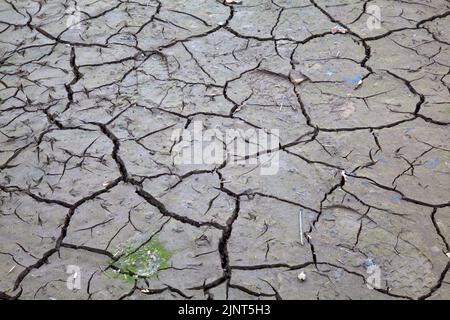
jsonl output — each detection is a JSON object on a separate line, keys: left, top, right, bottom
{"left": 331, "top": 25, "right": 348, "bottom": 34}
{"left": 289, "top": 70, "right": 308, "bottom": 85}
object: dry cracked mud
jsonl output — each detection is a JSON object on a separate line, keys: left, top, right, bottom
{"left": 0, "top": 0, "right": 449, "bottom": 300}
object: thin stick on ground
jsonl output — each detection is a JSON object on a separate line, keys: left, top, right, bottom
{"left": 299, "top": 209, "right": 304, "bottom": 246}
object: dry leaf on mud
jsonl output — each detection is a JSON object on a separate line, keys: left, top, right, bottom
{"left": 289, "top": 70, "right": 308, "bottom": 84}
{"left": 331, "top": 101, "right": 356, "bottom": 119}
{"left": 331, "top": 25, "right": 347, "bottom": 34}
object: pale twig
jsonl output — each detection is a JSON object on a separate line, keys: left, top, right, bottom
{"left": 299, "top": 209, "right": 304, "bottom": 246}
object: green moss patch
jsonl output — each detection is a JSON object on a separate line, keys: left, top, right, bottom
{"left": 111, "top": 240, "right": 171, "bottom": 281}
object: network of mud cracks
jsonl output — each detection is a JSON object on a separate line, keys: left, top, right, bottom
{"left": 0, "top": 0, "right": 449, "bottom": 300}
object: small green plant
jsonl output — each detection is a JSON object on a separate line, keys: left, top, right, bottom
{"left": 111, "top": 240, "right": 171, "bottom": 281}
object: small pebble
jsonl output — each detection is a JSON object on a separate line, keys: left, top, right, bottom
{"left": 298, "top": 271, "right": 306, "bottom": 281}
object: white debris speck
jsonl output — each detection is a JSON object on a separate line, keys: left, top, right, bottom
{"left": 298, "top": 271, "right": 306, "bottom": 281}
{"left": 299, "top": 210, "right": 304, "bottom": 246}
{"left": 354, "top": 79, "right": 363, "bottom": 90}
